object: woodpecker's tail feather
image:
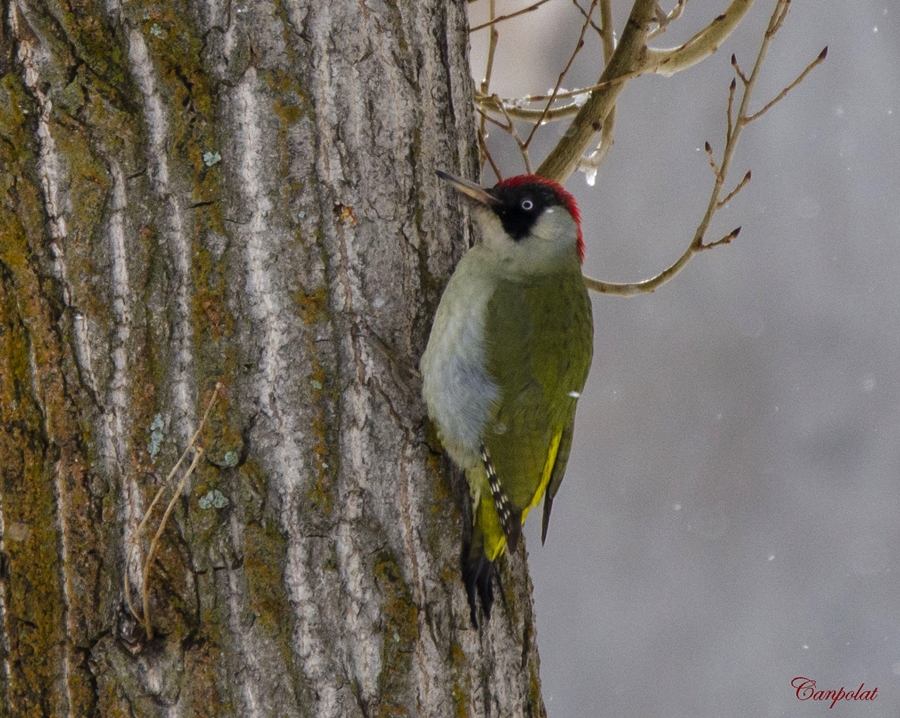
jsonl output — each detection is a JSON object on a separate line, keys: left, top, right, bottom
{"left": 462, "top": 540, "right": 494, "bottom": 627}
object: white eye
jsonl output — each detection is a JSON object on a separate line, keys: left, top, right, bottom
{"left": 521, "top": 199, "right": 534, "bottom": 211}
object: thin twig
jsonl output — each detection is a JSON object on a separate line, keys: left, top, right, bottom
{"left": 726, "top": 77, "right": 736, "bottom": 139}
{"left": 717, "top": 170, "right": 751, "bottom": 208}
{"left": 524, "top": 0, "right": 599, "bottom": 149}
{"left": 571, "top": 0, "right": 604, "bottom": 38}
{"left": 478, "top": 126, "right": 504, "bottom": 182}
{"left": 704, "top": 140, "right": 720, "bottom": 177}
{"left": 690, "top": 0, "right": 793, "bottom": 252}
{"left": 478, "top": 0, "right": 499, "bottom": 174}
{"left": 141, "top": 448, "right": 204, "bottom": 639}
{"left": 767, "top": 0, "right": 791, "bottom": 36}
{"left": 486, "top": 100, "right": 533, "bottom": 173}
{"left": 745, "top": 46, "right": 827, "bottom": 123}
{"left": 475, "top": 65, "right": 645, "bottom": 124}
{"left": 469, "top": 0, "right": 552, "bottom": 33}
{"left": 731, "top": 53, "right": 749, "bottom": 86}
{"left": 477, "top": 105, "right": 509, "bottom": 132}
{"left": 477, "top": 98, "right": 582, "bottom": 123}
{"left": 582, "top": 224, "right": 741, "bottom": 296}
{"left": 125, "top": 381, "right": 222, "bottom": 638}
{"left": 699, "top": 226, "right": 741, "bottom": 251}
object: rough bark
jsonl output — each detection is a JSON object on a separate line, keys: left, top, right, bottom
{"left": 0, "top": 0, "right": 545, "bottom": 716}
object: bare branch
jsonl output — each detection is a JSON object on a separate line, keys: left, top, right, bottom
{"left": 690, "top": 0, "right": 805, "bottom": 251}
{"left": 476, "top": 106, "right": 509, "bottom": 131}
{"left": 643, "top": 0, "right": 755, "bottom": 77}
{"left": 572, "top": 0, "right": 605, "bottom": 38}
{"left": 718, "top": 169, "right": 751, "bottom": 208}
{"left": 476, "top": 67, "right": 646, "bottom": 122}
{"left": 471, "top": 0, "right": 822, "bottom": 301}
{"left": 578, "top": 104, "right": 615, "bottom": 185}
{"left": 744, "top": 46, "right": 827, "bottom": 123}
{"left": 477, "top": 97, "right": 580, "bottom": 123}
{"left": 648, "top": 0, "right": 689, "bottom": 40}
{"left": 704, "top": 140, "right": 720, "bottom": 177}
{"left": 731, "top": 53, "right": 749, "bottom": 85}
{"left": 524, "top": 0, "right": 599, "bottom": 149}
{"left": 469, "top": 0, "right": 552, "bottom": 33}
{"left": 698, "top": 225, "right": 741, "bottom": 251}
{"left": 582, "top": 243, "right": 695, "bottom": 296}
{"left": 599, "top": 0, "right": 615, "bottom": 59}
{"left": 478, "top": 0, "right": 499, "bottom": 174}
{"left": 582, "top": 226, "right": 739, "bottom": 296}
{"left": 585, "top": 0, "right": 824, "bottom": 297}
{"left": 768, "top": 0, "right": 791, "bottom": 35}
{"left": 494, "top": 100, "right": 534, "bottom": 173}
{"left": 726, "top": 77, "right": 736, "bottom": 138}
{"left": 478, "top": 126, "right": 504, "bottom": 182}
{"left": 537, "top": 0, "right": 659, "bottom": 182}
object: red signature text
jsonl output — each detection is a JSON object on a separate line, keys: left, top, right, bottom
{"left": 791, "top": 677, "right": 878, "bottom": 709}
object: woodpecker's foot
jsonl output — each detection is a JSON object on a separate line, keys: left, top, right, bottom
{"left": 462, "top": 549, "right": 494, "bottom": 628}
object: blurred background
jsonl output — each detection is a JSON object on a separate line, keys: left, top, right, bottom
{"left": 467, "top": 1, "right": 900, "bottom": 716}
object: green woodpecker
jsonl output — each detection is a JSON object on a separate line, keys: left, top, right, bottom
{"left": 422, "top": 171, "right": 594, "bottom": 625}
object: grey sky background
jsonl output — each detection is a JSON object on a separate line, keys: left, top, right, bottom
{"left": 468, "top": 1, "right": 900, "bottom": 716}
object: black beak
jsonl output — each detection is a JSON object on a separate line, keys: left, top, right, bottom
{"left": 436, "top": 170, "right": 500, "bottom": 207}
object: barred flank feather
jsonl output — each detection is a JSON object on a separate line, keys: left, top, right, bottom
{"left": 480, "top": 444, "right": 522, "bottom": 552}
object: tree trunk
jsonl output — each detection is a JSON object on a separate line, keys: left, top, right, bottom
{"left": 0, "top": 0, "right": 547, "bottom": 716}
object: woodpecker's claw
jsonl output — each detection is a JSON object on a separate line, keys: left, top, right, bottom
{"left": 462, "top": 547, "right": 494, "bottom": 628}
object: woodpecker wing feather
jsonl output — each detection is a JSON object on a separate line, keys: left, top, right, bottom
{"left": 480, "top": 269, "right": 593, "bottom": 558}
{"left": 541, "top": 420, "right": 575, "bottom": 544}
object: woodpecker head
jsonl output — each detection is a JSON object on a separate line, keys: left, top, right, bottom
{"left": 437, "top": 171, "right": 585, "bottom": 276}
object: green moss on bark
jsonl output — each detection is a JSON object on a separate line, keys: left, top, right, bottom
{"left": 372, "top": 550, "right": 419, "bottom": 717}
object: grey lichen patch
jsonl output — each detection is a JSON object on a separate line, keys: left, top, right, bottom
{"left": 148, "top": 413, "right": 165, "bottom": 463}
{"left": 198, "top": 489, "right": 229, "bottom": 509}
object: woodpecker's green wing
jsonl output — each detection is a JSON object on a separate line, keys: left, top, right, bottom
{"left": 541, "top": 419, "right": 575, "bottom": 544}
{"left": 480, "top": 269, "right": 593, "bottom": 554}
